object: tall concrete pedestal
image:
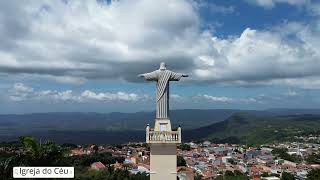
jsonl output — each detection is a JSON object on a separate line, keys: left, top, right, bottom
{"left": 146, "top": 119, "right": 181, "bottom": 180}
{"left": 150, "top": 144, "right": 177, "bottom": 180}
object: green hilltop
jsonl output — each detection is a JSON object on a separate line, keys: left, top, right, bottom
{"left": 186, "top": 112, "right": 320, "bottom": 145}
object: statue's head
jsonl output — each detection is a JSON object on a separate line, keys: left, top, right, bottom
{"left": 159, "top": 62, "right": 166, "bottom": 70}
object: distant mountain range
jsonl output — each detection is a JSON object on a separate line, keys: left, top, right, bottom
{"left": 186, "top": 112, "right": 320, "bottom": 145}
{"left": 1, "top": 108, "right": 320, "bottom": 144}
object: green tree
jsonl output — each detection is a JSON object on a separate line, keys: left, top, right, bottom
{"left": 75, "top": 169, "right": 111, "bottom": 180}
{"left": 74, "top": 165, "right": 149, "bottom": 180}
{"left": 92, "top": 144, "right": 99, "bottom": 154}
{"left": 75, "top": 152, "right": 116, "bottom": 167}
{"left": 0, "top": 136, "right": 66, "bottom": 180}
{"left": 307, "top": 169, "right": 320, "bottom": 180}
{"left": 281, "top": 172, "right": 294, "bottom": 180}
{"left": 130, "top": 172, "right": 149, "bottom": 180}
{"left": 20, "top": 136, "right": 40, "bottom": 160}
{"left": 272, "top": 148, "right": 302, "bottom": 163}
{"left": 306, "top": 153, "right": 320, "bottom": 164}
{"left": 177, "top": 155, "right": 186, "bottom": 167}
{"left": 227, "top": 158, "right": 236, "bottom": 165}
{"left": 179, "top": 144, "right": 191, "bottom": 151}
{"left": 17, "top": 136, "right": 65, "bottom": 166}
{"left": 225, "top": 170, "right": 234, "bottom": 176}
{"left": 261, "top": 172, "right": 269, "bottom": 177}
{"left": 215, "top": 170, "right": 248, "bottom": 180}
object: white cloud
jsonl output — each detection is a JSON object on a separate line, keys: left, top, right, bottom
{"left": 12, "top": 83, "right": 34, "bottom": 93}
{"left": 170, "top": 94, "right": 186, "bottom": 102}
{"left": 203, "top": 94, "right": 234, "bottom": 102}
{"left": 280, "top": 77, "right": 320, "bottom": 89}
{"left": 308, "top": 2, "right": 320, "bottom": 16}
{"left": 194, "top": 25, "right": 320, "bottom": 88}
{"left": 0, "top": 0, "right": 320, "bottom": 89}
{"left": 284, "top": 89, "right": 298, "bottom": 96}
{"left": 9, "top": 83, "right": 305, "bottom": 106}
{"left": 196, "top": 94, "right": 261, "bottom": 104}
{"left": 201, "top": 94, "right": 235, "bottom": 103}
{"left": 81, "top": 90, "right": 140, "bottom": 102}
{"left": 194, "top": 1, "right": 235, "bottom": 14}
{"left": 0, "top": 0, "right": 203, "bottom": 82}
{"left": 246, "top": 0, "right": 310, "bottom": 8}
{"left": 9, "top": 83, "right": 144, "bottom": 103}
{"left": 9, "top": 83, "right": 35, "bottom": 101}
{"left": 9, "top": 84, "right": 82, "bottom": 102}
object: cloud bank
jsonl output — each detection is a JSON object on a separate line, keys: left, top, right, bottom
{"left": 4, "top": 83, "right": 311, "bottom": 113}
{"left": 9, "top": 83, "right": 146, "bottom": 103}
{"left": 0, "top": 0, "right": 320, "bottom": 88}
{"left": 7, "top": 83, "right": 262, "bottom": 105}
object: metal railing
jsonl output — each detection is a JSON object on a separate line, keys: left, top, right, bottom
{"left": 146, "top": 129, "right": 181, "bottom": 143}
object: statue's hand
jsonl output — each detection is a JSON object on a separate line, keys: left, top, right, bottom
{"left": 182, "top": 74, "right": 188, "bottom": 77}
{"left": 138, "top": 74, "right": 145, "bottom": 77}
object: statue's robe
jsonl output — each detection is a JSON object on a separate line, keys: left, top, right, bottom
{"left": 142, "top": 70, "right": 183, "bottom": 119}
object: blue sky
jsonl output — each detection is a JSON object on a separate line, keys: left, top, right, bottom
{"left": 0, "top": 0, "right": 320, "bottom": 114}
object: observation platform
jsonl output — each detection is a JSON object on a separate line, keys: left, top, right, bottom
{"left": 146, "top": 127, "right": 181, "bottom": 144}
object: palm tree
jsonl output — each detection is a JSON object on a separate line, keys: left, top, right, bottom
{"left": 0, "top": 152, "right": 29, "bottom": 179}
{"left": 19, "top": 136, "right": 40, "bottom": 161}
{"left": 20, "top": 136, "right": 64, "bottom": 166}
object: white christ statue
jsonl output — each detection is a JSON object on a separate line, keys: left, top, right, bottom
{"left": 139, "top": 62, "right": 188, "bottom": 119}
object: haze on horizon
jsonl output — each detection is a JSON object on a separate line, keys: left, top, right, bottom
{"left": 0, "top": 0, "right": 320, "bottom": 114}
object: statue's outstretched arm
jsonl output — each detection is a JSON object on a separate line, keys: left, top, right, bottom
{"left": 169, "top": 71, "right": 188, "bottom": 81}
{"left": 138, "top": 71, "right": 158, "bottom": 81}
